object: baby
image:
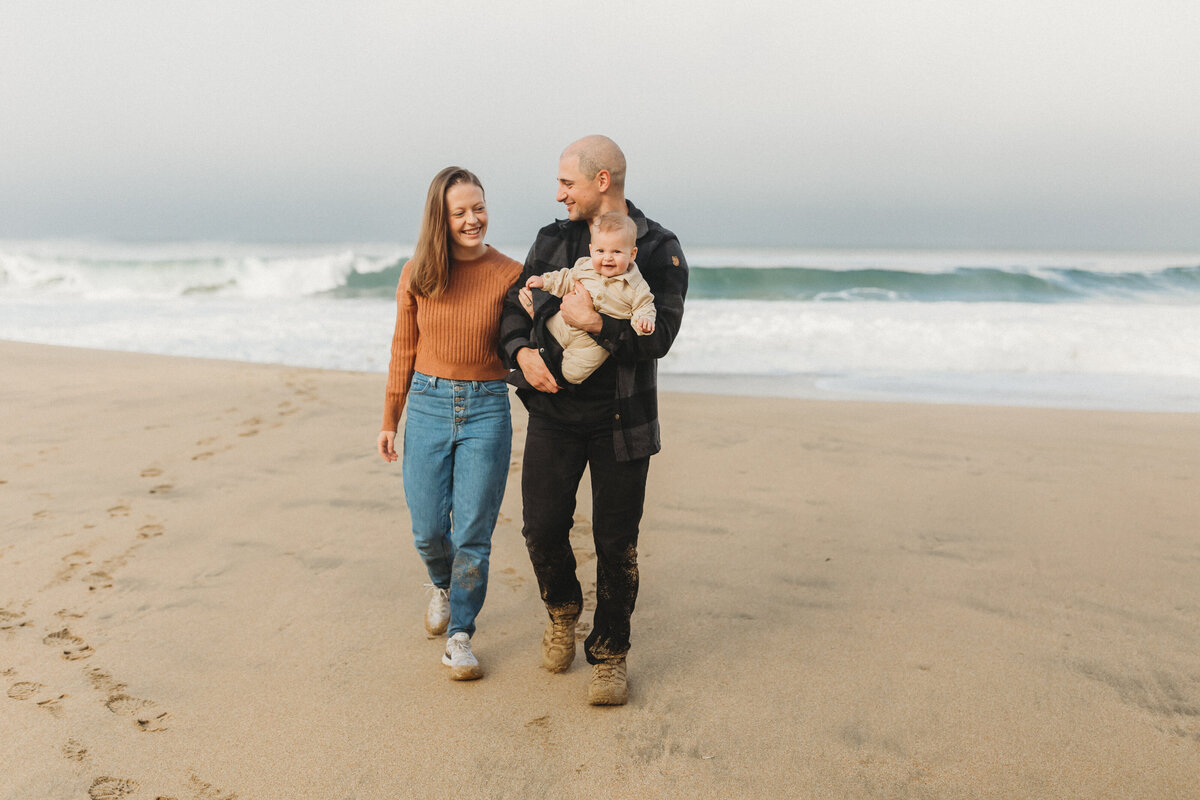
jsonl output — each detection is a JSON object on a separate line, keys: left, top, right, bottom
{"left": 526, "top": 211, "right": 656, "bottom": 384}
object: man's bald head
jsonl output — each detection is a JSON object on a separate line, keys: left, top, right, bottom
{"left": 562, "top": 135, "right": 627, "bottom": 191}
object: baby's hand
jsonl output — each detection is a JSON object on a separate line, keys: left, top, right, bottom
{"left": 525, "top": 275, "right": 545, "bottom": 289}
{"left": 637, "top": 318, "right": 655, "bottom": 334}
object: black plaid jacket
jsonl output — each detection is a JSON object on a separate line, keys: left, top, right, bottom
{"left": 499, "top": 200, "right": 688, "bottom": 461}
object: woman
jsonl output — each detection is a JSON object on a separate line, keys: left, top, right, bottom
{"left": 377, "top": 166, "right": 522, "bottom": 680}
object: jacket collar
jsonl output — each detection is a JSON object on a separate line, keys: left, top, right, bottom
{"left": 556, "top": 200, "right": 649, "bottom": 240}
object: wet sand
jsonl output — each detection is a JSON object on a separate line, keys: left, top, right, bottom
{"left": 2, "top": 340, "right": 1199, "bottom": 799}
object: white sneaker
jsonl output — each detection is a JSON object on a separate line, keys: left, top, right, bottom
{"left": 442, "top": 632, "right": 483, "bottom": 680}
{"left": 424, "top": 584, "right": 449, "bottom": 637}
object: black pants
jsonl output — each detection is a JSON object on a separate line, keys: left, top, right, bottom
{"left": 521, "top": 413, "right": 650, "bottom": 663}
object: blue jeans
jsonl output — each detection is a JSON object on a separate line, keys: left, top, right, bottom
{"left": 402, "top": 372, "right": 512, "bottom": 638}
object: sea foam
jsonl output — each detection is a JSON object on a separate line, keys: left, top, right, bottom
{"left": 3, "top": 241, "right": 1199, "bottom": 411}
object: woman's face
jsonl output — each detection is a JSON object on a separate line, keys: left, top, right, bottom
{"left": 445, "top": 182, "right": 488, "bottom": 254}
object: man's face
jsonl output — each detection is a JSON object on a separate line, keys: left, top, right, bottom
{"left": 589, "top": 229, "right": 637, "bottom": 278}
{"left": 556, "top": 154, "right": 604, "bottom": 222}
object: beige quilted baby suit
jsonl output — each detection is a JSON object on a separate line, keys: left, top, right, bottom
{"left": 539, "top": 256, "right": 657, "bottom": 384}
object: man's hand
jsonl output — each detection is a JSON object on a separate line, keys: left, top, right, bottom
{"left": 560, "top": 284, "right": 601, "bottom": 333}
{"left": 377, "top": 430, "right": 398, "bottom": 462}
{"left": 516, "top": 347, "right": 559, "bottom": 393}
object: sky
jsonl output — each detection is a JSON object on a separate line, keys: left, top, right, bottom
{"left": 2, "top": 1, "right": 1198, "bottom": 249}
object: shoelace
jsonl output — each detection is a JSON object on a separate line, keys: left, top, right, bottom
{"left": 594, "top": 660, "right": 624, "bottom": 680}
{"left": 548, "top": 620, "right": 573, "bottom": 647}
{"left": 547, "top": 610, "right": 577, "bottom": 644}
{"left": 424, "top": 583, "right": 449, "bottom": 601}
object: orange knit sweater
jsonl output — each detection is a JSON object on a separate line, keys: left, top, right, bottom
{"left": 381, "top": 245, "right": 522, "bottom": 432}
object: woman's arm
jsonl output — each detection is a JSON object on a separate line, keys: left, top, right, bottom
{"left": 379, "top": 265, "right": 420, "bottom": 453}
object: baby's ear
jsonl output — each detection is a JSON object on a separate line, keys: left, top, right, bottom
{"left": 630, "top": 246, "right": 638, "bottom": 260}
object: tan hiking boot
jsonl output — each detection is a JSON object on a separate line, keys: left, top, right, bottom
{"left": 587, "top": 656, "right": 627, "bottom": 705}
{"left": 541, "top": 607, "right": 579, "bottom": 673}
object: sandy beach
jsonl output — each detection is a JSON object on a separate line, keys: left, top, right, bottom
{"left": 3, "top": 339, "right": 1199, "bottom": 799}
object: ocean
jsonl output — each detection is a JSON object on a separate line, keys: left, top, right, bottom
{"left": 3, "top": 240, "right": 1199, "bottom": 412}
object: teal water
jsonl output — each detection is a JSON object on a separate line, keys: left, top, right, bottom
{"left": 323, "top": 260, "right": 1200, "bottom": 303}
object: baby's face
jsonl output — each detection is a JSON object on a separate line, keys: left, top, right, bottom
{"left": 589, "top": 229, "right": 638, "bottom": 278}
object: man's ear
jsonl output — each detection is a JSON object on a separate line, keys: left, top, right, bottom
{"left": 596, "top": 169, "right": 611, "bottom": 192}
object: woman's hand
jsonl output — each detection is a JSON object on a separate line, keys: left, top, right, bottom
{"left": 519, "top": 286, "right": 535, "bottom": 318}
{"left": 377, "top": 430, "right": 398, "bottom": 462}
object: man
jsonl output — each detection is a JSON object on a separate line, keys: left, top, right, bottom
{"left": 500, "top": 135, "right": 688, "bottom": 705}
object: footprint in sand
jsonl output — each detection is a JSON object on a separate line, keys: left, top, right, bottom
{"left": 286, "top": 377, "right": 319, "bottom": 398}
{"left": 193, "top": 442, "right": 235, "bottom": 460}
{"left": 104, "top": 693, "right": 150, "bottom": 715}
{"left": 62, "top": 738, "right": 88, "bottom": 762}
{"left": 100, "top": 544, "right": 140, "bottom": 571}
{"left": 106, "top": 694, "right": 170, "bottom": 732}
{"left": 48, "top": 551, "right": 91, "bottom": 587}
{"left": 33, "top": 509, "right": 53, "bottom": 520}
{"left": 138, "top": 524, "right": 165, "bottom": 539}
{"left": 89, "top": 777, "right": 139, "bottom": 800}
{"left": 136, "top": 712, "right": 170, "bottom": 732}
{"left": 140, "top": 467, "right": 163, "bottom": 478}
{"left": 5, "top": 680, "right": 65, "bottom": 715}
{"left": 187, "top": 770, "right": 238, "bottom": 799}
{"left": 86, "top": 667, "right": 127, "bottom": 696}
{"left": 37, "top": 693, "right": 67, "bottom": 716}
{"left": 83, "top": 570, "right": 114, "bottom": 591}
{"left": 149, "top": 484, "right": 173, "bottom": 495}
{"left": 0, "top": 608, "right": 31, "bottom": 632}
{"left": 7, "top": 681, "right": 42, "bottom": 700}
{"left": 107, "top": 504, "right": 131, "bottom": 518}
{"left": 495, "top": 567, "right": 526, "bottom": 592}
{"left": 43, "top": 628, "right": 94, "bottom": 661}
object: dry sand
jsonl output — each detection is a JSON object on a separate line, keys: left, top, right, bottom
{"left": 2, "top": 339, "right": 1199, "bottom": 799}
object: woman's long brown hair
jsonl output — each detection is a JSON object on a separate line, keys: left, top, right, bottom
{"left": 407, "top": 166, "right": 484, "bottom": 298}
